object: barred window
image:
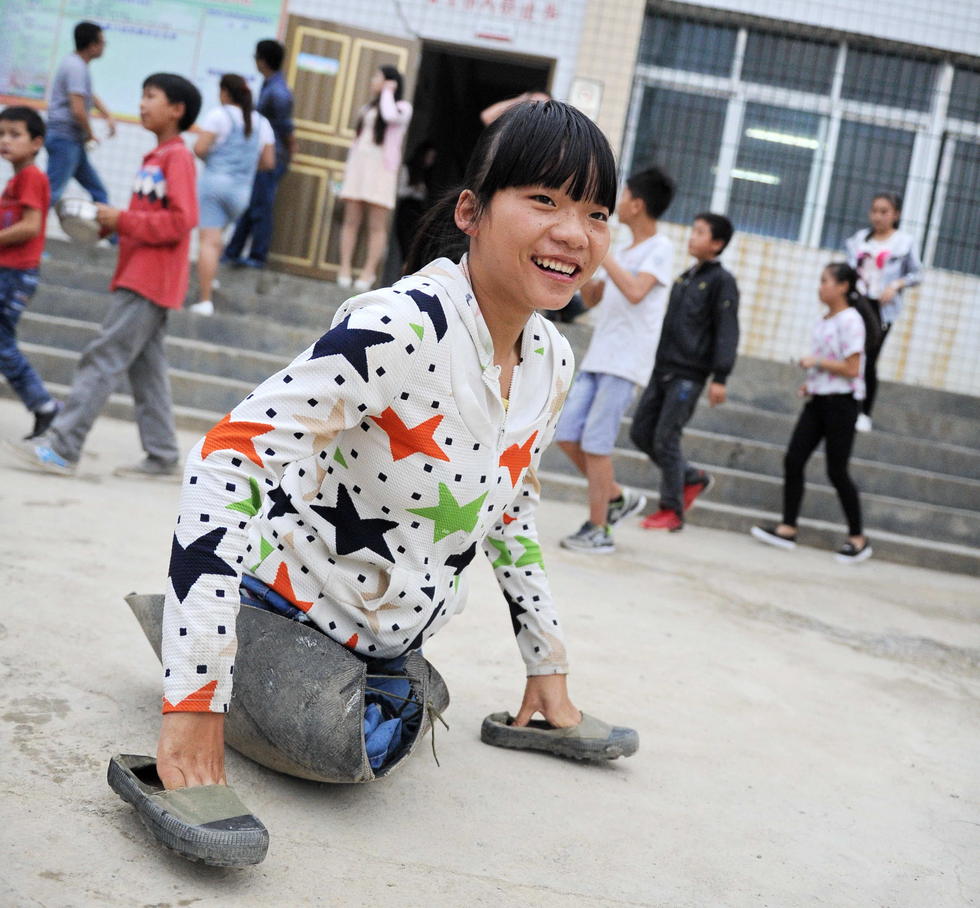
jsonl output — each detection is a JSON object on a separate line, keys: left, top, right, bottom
{"left": 934, "top": 141, "right": 980, "bottom": 274}
{"left": 841, "top": 46, "right": 938, "bottom": 112}
{"left": 741, "top": 31, "right": 837, "bottom": 95}
{"left": 948, "top": 67, "right": 980, "bottom": 121}
{"left": 638, "top": 14, "right": 736, "bottom": 76}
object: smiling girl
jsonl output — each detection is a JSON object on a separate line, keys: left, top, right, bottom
{"left": 115, "top": 100, "right": 636, "bottom": 866}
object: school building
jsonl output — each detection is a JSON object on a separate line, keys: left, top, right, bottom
{"left": 6, "top": 0, "right": 979, "bottom": 395}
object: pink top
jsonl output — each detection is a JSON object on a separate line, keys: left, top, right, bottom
{"left": 355, "top": 87, "right": 412, "bottom": 172}
{"left": 805, "top": 308, "right": 866, "bottom": 400}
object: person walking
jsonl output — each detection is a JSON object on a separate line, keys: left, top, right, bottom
{"left": 751, "top": 263, "right": 873, "bottom": 564}
{"left": 844, "top": 192, "right": 923, "bottom": 432}
{"left": 189, "top": 74, "right": 275, "bottom": 316}
{"left": 222, "top": 40, "right": 295, "bottom": 269}
{"left": 337, "top": 65, "right": 412, "bottom": 290}
{"left": 45, "top": 21, "right": 115, "bottom": 205}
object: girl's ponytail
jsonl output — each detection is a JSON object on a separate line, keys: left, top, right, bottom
{"left": 220, "top": 73, "right": 254, "bottom": 137}
{"left": 826, "top": 261, "right": 882, "bottom": 354}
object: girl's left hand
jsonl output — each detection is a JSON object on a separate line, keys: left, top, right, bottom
{"left": 514, "top": 674, "right": 581, "bottom": 728}
{"left": 879, "top": 281, "right": 900, "bottom": 303}
{"left": 799, "top": 355, "right": 818, "bottom": 369}
{"left": 383, "top": 79, "right": 399, "bottom": 93}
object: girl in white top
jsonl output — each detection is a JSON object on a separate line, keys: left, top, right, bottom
{"left": 751, "top": 263, "right": 872, "bottom": 564}
{"left": 191, "top": 74, "right": 275, "bottom": 315}
{"left": 338, "top": 65, "right": 413, "bottom": 291}
{"left": 844, "top": 191, "right": 923, "bottom": 428}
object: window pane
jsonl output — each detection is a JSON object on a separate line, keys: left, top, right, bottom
{"left": 742, "top": 31, "right": 837, "bottom": 94}
{"left": 728, "top": 103, "right": 823, "bottom": 240}
{"left": 820, "top": 120, "right": 915, "bottom": 249}
{"left": 638, "top": 14, "right": 736, "bottom": 77}
{"left": 841, "top": 47, "right": 937, "bottom": 112}
{"left": 934, "top": 140, "right": 980, "bottom": 276}
{"left": 629, "top": 87, "right": 727, "bottom": 224}
{"left": 948, "top": 67, "right": 980, "bottom": 122}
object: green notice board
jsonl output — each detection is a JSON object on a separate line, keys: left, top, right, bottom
{"left": 1, "top": 0, "right": 284, "bottom": 119}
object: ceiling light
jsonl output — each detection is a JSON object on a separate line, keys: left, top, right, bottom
{"left": 745, "top": 127, "right": 819, "bottom": 150}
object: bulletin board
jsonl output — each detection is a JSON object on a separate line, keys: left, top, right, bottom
{"left": 0, "top": 0, "right": 285, "bottom": 119}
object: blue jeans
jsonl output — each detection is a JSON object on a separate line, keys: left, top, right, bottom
{"left": 45, "top": 133, "right": 109, "bottom": 205}
{"left": 223, "top": 159, "right": 287, "bottom": 264}
{"left": 0, "top": 267, "right": 53, "bottom": 412}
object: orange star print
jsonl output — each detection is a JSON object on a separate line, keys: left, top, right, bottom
{"left": 270, "top": 561, "right": 314, "bottom": 612}
{"left": 499, "top": 431, "right": 538, "bottom": 487}
{"left": 371, "top": 407, "right": 450, "bottom": 461}
{"left": 201, "top": 413, "right": 274, "bottom": 467}
{"left": 162, "top": 680, "right": 218, "bottom": 713}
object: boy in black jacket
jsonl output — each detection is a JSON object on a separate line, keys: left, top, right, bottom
{"left": 630, "top": 213, "right": 739, "bottom": 531}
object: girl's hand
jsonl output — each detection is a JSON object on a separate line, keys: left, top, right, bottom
{"left": 514, "top": 674, "right": 581, "bottom": 728}
{"left": 383, "top": 79, "right": 399, "bottom": 93}
{"left": 157, "top": 712, "right": 226, "bottom": 789}
{"left": 879, "top": 281, "right": 901, "bottom": 303}
{"left": 797, "top": 383, "right": 808, "bottom": 398}
{"left": 799, "top": 355, "right": 819, "bottom": 369}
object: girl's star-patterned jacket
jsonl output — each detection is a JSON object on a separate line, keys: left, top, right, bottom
{"left": 162, "top": 257, "right": 574, "bottom": 713}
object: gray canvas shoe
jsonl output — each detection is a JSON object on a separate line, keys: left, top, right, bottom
{"left": 560, "top": 521, "right": 615, "bottom": 554}
{"left": 113, "top": 456, "right": 180, "bottom": 479}
{"left": 107, "top": 754, "right": 269, "bottom": 866}
{"left": 481, "top": 712, "right": 639, "bottom": 761}
{"left": 607, "top": 487, "right": 647, "bottom": 525}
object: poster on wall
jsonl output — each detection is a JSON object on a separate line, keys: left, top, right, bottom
{"left": 0, "top": 0, "right": 284, "bottom": 119}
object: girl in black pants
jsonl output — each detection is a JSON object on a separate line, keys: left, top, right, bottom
{"left": 752, "top": 264, "right": 873, "bottom": 564}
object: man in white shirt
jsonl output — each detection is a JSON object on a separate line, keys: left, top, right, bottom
{"left": 556, "top": 167, "right": 675, "bottom": 553}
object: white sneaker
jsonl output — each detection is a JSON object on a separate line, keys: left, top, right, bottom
{"left": 337, "top": 274, "right": 353, "bottom": 289}
{"left": 189, "top": 300, "right": 214, "bottom": 316}
{"left": 354, "top": 275, "right": 376, "bottom": 291}
{"left": 560, "top": 521, "right": 615, "bottom": 554}
{"left": 855, "top": 413, "right": 872, "bottom": 433}
{"left": 607, "top": 488, "right": 647, "bottom": 525}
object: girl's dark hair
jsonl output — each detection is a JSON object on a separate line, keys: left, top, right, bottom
{"left": 403, "top": 100, "right": 618, "bottom": 272}
{"left": 220, "top": 73, "right": 254, "bottom": 137}
{"left": 357, "top": 65, "right": 405, "bottom": 147}
{"left": 871, "top": 191, "right": 903, "bottom": 229}
{"left": 824, "top": 261, "right": 883, "bottom": 353}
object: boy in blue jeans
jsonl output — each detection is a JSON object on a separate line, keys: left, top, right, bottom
{"left": 556, "top": 167, "right": 676, "bottom": 554}
{"left": 0, "top": 106, "right": 60, "bottom": 439}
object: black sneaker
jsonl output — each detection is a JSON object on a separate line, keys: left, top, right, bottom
{"left": 835, "top": 540, "right": 873, "bottom": 564}
{"left": 24, "top": 401, "right": 62, "bottom": 440}
{"left": 750, "top": 524, "right": 798, "bottom": 550}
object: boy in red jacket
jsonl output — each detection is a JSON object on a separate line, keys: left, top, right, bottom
{"left": 13, "top": 73, "right": 201, "bottom": 476}
{"left": 0, "top": 106, "right": 59, "bottom": 440}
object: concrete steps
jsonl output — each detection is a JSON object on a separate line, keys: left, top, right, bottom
{"left": 4, "top": 240, "right": 977, "bottom": 576}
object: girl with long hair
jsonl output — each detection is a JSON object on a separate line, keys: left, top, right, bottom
{"left": 844, "top": 191, "right": 923, "bottom": 431}
{"left": 112, "top": 101, "right": 636, "bottom": 867}
{"left": 337, "top": 65, "right": 412, "bottom": 290}
{"left": 191, "top": 74, "right": 275, "bottom": 315}
{"left": 751, "top": 263, "right": 873, "bottom": 564}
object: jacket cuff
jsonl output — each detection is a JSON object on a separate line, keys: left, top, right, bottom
{"left": 712, "top": 372, "right": 729, "bottom": 385}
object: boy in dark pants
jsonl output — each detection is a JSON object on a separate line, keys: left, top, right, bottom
{"left": 0, "top": 107, "right": 58, "bottom": 440}
{"left": 10, "top": 74, "right": 201, "bottom": 477}
{"left": 630, "top": 213, "right": 739, "bottom": 531}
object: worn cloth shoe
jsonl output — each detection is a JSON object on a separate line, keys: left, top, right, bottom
{"left": 683, "top": 470, "right": 715, "bottom": 511}
{"left": 113, "top": 456, "right": 180, "bottom": 479}
{"left": 835, "top": 540, "right": 873, "bottom": 564}
{"left": 641, "top": 509, "right": 683, "bottom": 531}
{"left": 855, "top": 413, "right": 872, "bottom": 433}
{"left": 750, "top": 524, "right": 798, "bottom": 550}
{"left": 25, "top": 400, "right": 63, "bottom": 440}
{"left": 560, "top": 521, "right": 615, "bottom": 554}
{"left": 607, "top": 488, "right": 647, "bottom": 525}
{"left": 5, "top": 438, "right": 76, "bottom": 475}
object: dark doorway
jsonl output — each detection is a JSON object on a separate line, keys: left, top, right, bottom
{"left": 384, "top": 43, "right": 552, "bottom": 281}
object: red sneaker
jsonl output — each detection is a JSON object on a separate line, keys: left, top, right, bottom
{"left": 683, "top": 472, "right": 715, "bottom": 511}
{"left": 640, "top": 509, "right": 683, "bottom": 531}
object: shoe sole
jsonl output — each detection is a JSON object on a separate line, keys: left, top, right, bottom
{"left": 750, "top": 526, "right": 797, "bottom": 550}
{"left": 608, "top": 493, "right": 647, "bottom": 526}
{"left": 107, "top": 757, "right": 268, "bottom": 867}
{"left": 835, "top": 546, "right": 873, "bottom": 564}
{"left": 112, "top": 467, "right": 180, "bottom": 481}
{"left": 480, "top": 715, "right": 638, "bottom": 761}
{"left": 559, "top": 538, "right": 615, "bottom": 554}
{"left": 3, "top": 439, "right": 75, "bottom": 475}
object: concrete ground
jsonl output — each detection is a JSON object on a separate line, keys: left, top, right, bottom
{"left": 2, "top": 396, "right": 978, "bottom": 908}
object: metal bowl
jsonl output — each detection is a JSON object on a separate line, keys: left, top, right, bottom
{"left": 55, "top": 197, "right": 101, "bottom": 244}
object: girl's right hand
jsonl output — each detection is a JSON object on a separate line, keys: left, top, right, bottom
{"left": 157, "top": 712, "right": 227, "bottom": 789}
{"left": 383, "top": 79, "right": 399, "bottom": 93}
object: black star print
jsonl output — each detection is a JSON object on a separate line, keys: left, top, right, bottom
{"left": 309, "top": 315, "right": 394, "bottom": 381}
{"left": 406, "top": 289, "right": 447, "bottom": 341}
{"left": 310, "top": 483, "right": 398, "bottom": 562}
{"left": 169, "top": 527, "right": 237, "bottom": 602}
{"left": 504, "top": 590, "right": 528, "bottom": 637}
{"left": 403, "top": 606, "right": 443, "bottom": 653}
{"left": 266, "top": 485, "right": 297, "bottom": 520}
{"left": 445, "top": 541, "right": 478, "bottom": 575}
